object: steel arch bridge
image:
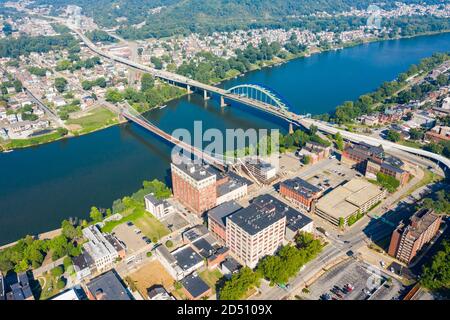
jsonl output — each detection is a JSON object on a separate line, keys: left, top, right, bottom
{"left": 226, "top": 84, "right": 289, "bottom": 111}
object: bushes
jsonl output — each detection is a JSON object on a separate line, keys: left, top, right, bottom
{"left": 51, "top": 265, "right": 64, "bottom": 277}
{"left": 376, "top": 172, "right": 400, "bottom": 193}
{"left": 219, "top": 267, "right": 260, "bottom": 300}
{"left": 165, "top": 240, "right": 173, "bottom": 248}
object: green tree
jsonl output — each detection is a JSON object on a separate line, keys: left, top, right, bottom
{"left": 386, "top": 130, "right": 401, "bottom": 142}
{"left": 89, "top": 206, "right": 103, "bottom": 222}
{"left": 165, "top": 240, "right": 173, "bottom": 248}
{"left": 105, "top": 88, "right": 123, "bottom": 103}
{"left": 141, "top": 74, "right": 155, "bottom": 92}
{"left": 56, "top": 277, "right": 66, "bottom": 290}
{"left": 334, "top": 132, "right": 344, "bottom": 151}
{"left": 51, "top": 265, "right": 64, "bottom": 277}
{"left": 54, "top": 77, "right": 68, "bottom": 93}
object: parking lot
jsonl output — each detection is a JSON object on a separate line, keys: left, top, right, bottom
{"left": 113, "top": 222, "right": 152, "bottom": 254}
{"left": 305, "top": 161, "right": 358, "bottom": 193}
{"left": 160, "top": 212, "right": 190, "bottom": 232}
{"left": 302, "top": 259, "right": 404, "bottom": 300}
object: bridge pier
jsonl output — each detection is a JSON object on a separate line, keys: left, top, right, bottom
{"left": 220, "top": 95, "right": 227, "bottom": 107}
{"left": 203, "top": 89, "right": 210, "bottom": 100}
{"left": 289, "top": 122, "right": 294, "bottom": 135}
{"left": 187, "top": 84, "right": 192, "bottom": 94}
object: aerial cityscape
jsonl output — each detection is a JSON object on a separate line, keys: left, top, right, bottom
{"left": 0, "top": 0, "right": 449, "bottom": 306}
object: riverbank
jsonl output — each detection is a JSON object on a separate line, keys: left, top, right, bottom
{"left": 1, "top": 30, "right": 449, "bottom": 153}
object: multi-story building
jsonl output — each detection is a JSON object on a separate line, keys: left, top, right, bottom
{"left": 226, "top": 194, "right": 286, "bottom": 268}
{"left": 342, "top": 142, "right": 409, "bottom": 186}
{"left": 298, "top": 141, "right": 331, "bottom": 165}
{"left": 208, "top": 201, "right": 243, "bottom": 243}
{"left": 171, "top": 159, "right": 248, "bottom": 215}
{"left": 315, "top": 179, "right": 386, "bottom": 226}
{"left": 243, "top": 157, "right": 278, "bottom": 184}
{"left": 82, "top": 225, "right": 125, "bottom": 273}
{"left": 144, "top": 193, "right": 174, "bottom": 220}
{"left": 279, "top": 177, "right": 322, "bottom": 211}
{"left": 171, "top": 161, "right": 217, "bottom": 214}
{"left": 388, "top": 208, "right": 442, "bottom": 264}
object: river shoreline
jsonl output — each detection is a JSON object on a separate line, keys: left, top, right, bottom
{"left": 1, "top": 31, "right": 450, "bottom": 246}
{"left": 2, "top": 30, "right": 449, "bottom": 153}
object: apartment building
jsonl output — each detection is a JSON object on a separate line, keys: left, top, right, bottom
{"left": 279, "top": 177, "right": 322, "bottom": 211}
{"left": 226, "top": 194, "right": 286, "bottom": 268}
{"left": 82, "top": 225, "right": 125, "bottom": 273}
{"left": 388, "top": 208, "right": 442, "bottom": 264}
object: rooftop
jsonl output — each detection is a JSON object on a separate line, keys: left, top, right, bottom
{"left": 171, "top": 159, "right": 216, "bottom": 182}
{"left": 207, "top": 201, "right": 243, "bottom": 227}
{"left": 180, "top": 273, "right": 210, "bottom": 299}
{"left": 172, "top": 245, "right": 204, "bottom": 271}
{"left": 402, "top": 208, "right": 441, "bottom": 241}
{"left": 227, "top": 194, "right": 287, "bottom": 235}
{"left": 316, "top": 179, "right": 384, "bottom": 219}
{"left": 282, "top": 177, "right": 322, "bottom": 199}
{"left": 86, "top": 270, "right": 131, "bottom": 300}
{"left": 285, "top": 209, "right": 314, "bottom": 233}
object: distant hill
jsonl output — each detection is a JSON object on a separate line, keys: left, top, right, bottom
{"left": 30, "top": 0, "right": 444, "bottom": 38}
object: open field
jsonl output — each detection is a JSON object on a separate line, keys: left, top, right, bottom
{"left": 66, "top": 106, "right": 118, "bottom": 134}
{"left": 128, "top": 260, "right": 175, "bottom": 299}
{"left": 102, "top": 207, "right": 169, "bottom": 241}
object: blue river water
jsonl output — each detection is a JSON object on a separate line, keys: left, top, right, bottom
{"left": 0, "top": 32, "right": 449, "bottom": 245}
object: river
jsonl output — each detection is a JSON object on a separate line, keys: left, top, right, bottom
{"left": 0, "top": 32, "right": 449, "bottom": 245}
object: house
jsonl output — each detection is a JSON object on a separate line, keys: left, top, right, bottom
{"left": 4, "top": 272, "right": 34, "bottom": 300}
{"left": 86, "top": 270, "right": 132, "bottom": 300}
{"left": 220, "top": 257, "right": 241, "bottom": 279}
{"left": 155, "top": 244, "right": 204, "bottom": 280}
{"left": 72, "top": 252, "right": 93, "bottom": 281}
{"left": 147, "top": 285, "right": 175, "bottom": 300}
{"left": 180, "top": 273, "right": 212, "bottom": 300}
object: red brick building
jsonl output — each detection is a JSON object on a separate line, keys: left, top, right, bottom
{"left": 388, "top": 208, "right": 442, "bottom": 264}
{"left": 171, "top": 161, "right": 217, "bottom": 214}
{"left": 279, "top": 177, "right": 322, "bottom": 212}
{"left": 342, "top": 142, "right": 410, "bottom": 186}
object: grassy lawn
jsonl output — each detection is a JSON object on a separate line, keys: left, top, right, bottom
{"left": 399, "top": 140, "right": 425, "bottom": 149}
{"left": 199, "top": 269, "right": 223, "bottom": 293}
{"left": 66, "top": 107, "right": 118, "bottom": 135}
{"left": 2, "top": 129, "right": 67, "bottom": 150}
{"left": 404, "top": 169, "right": 443, "bottom": 199}
{"left": 34, "top": 272, "right": 64, "bottom": 300}
{"left": 102, "top": 206, "right": 169, "bottom": 240}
